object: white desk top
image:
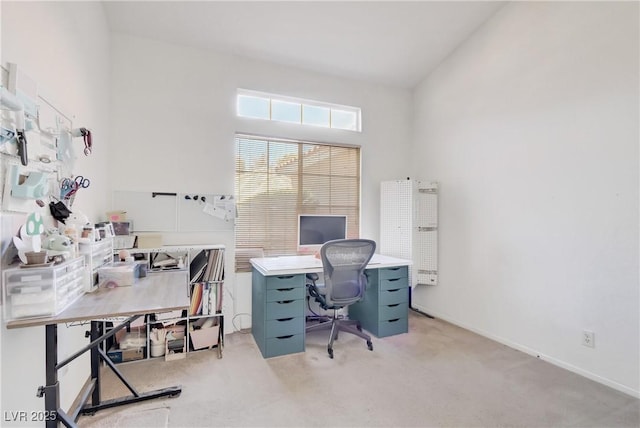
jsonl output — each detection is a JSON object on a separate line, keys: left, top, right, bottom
{"left": 250, "top": 254, "right": 412, "bottom": 276}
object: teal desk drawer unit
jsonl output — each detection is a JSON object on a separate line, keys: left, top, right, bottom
{"left": 252, "top": 270, "right": 306, "bottom": 358}
{"left": 349, "top": 266, "right": 409, "bottom": 337}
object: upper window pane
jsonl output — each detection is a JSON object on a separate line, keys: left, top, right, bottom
{"left": 238, "top": 95, "right": 269, "bottom": 119}
{"left": 272, "top": 100, "right": 301, "bottom": 124}
{"left": 331, "top": 109, "right": 358, "bottom": 131}
{"left": 303, "top": 105, "right": 330, "bottom": 128}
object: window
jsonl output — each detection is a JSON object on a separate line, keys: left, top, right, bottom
{"left": 236, "top": 89, "right": 361, "bottom": 132}
{"left": 235, "top": 135, "right": 361, "bottom": 271}
{"left": 237, "top": 94, "right": 269, "bottom": 119}
{"left": 271, "top": 100, "right": 301, "bottom": 124}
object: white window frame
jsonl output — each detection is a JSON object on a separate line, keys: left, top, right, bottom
{"left": 236, "top": 89, "right": 362, "bottom": 132}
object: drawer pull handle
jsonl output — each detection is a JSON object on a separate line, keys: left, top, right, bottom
{"left": 388, "top": 318, "right": 400, "bottom": 323}
{"left": 277, "top": 275, "right": 294, "bottom": 279}
{"left": 276, "top": 335, "right": 294, "bottom": 340}
{"left": 388, "top": 289, "right": 400, "bottom": 293}
{"left": 277, "top": 288, "right": 294, "bottom": 292}
{"left": 276, "top": 300, "right": 294, "bottom": 304}
{"left": 276, "top": 318, "right": 293, "bottom": 322}
{"left": 388, "top": 304, "right": 400, "bottom": 308}
{"left": 388, "top": 278, "right": 400, "bottom": 282}
{"left": 387, "top": 267, "right": 400, "bottom": 271}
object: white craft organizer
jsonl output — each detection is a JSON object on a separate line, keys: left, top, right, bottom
{"left": 2, "top": 256, "right": 85, "bottom": 321}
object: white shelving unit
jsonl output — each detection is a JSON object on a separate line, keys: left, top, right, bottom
{"left": 103, "top": 244, "right": 225, "bottom": 363}
{"left": 380, "top": 179, "right": 438, "bottom": 287}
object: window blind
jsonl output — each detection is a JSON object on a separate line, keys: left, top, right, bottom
{"left": 235, "top": 135, "right": 361, "bottom": 271}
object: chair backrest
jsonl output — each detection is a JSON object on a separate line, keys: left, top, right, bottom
{"left": 320, "top": 239, "right": 376, "bottom": 308}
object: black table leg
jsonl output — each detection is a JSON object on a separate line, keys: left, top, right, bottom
{"left": 40, "top": 324, "right": 76, "bottom": 427}
{"left": 38, "top": 316, "right": 182, "bottom": 426}
{"left": 79, "top": 317, "right": 181, "bottom": 415}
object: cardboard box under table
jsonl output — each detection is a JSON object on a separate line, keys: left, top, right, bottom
{"left": 190, "top": 324, "right": 220, "bottom": 350}
{"left": 107, "top": 346, "right": 145, "bottom": 363}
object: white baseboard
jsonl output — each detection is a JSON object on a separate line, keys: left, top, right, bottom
{"left": 411, "top": 303, "right": 639, "bottom": 399}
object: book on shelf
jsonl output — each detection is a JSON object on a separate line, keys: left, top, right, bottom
{"left": 203, "top": 249, "right": 214, "bottom": 282}
{"left": 190, "top": 282, "right": 221, "bottom": 316}
{"left": 209, "top": 282, "right": 220, "bottom": 315}
{"left": 189, "top": 283, "right": 203, "bottom": 315}
{"left": 202, "top": 282, "right": 210, "bottom": 316}
{"left": 189, "top": 250, "right": 208, "bottom": 284}
{"left": 214, "top": 281, "right": 223, "bottom": 313}
{"left": 213, "top": 282, "right": 219, "bottom": 314}
{"left": 210, "top": 249, "right": 224, "bottom": 282}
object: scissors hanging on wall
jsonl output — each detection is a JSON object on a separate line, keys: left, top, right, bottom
{"left": 60, "top": 175, "right": 90, "bottom": 202}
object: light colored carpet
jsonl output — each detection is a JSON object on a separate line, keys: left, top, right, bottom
{"left": 77, "top": 312, "right": 639, "bottom": 427}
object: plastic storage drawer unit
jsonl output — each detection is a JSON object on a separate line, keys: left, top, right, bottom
{"left": 2, "top": 257, "right": 86, "bottom": 321}
{"left": 79, "top": 238, "right": 113, "bottom": 291}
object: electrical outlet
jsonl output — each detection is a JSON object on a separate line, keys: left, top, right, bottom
{"left": 582, "top": 330, "right": 595, "bottom": 348}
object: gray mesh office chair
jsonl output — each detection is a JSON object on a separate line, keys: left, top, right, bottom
{"left": 306, "top": 239, "right": 376, "bottom": 358}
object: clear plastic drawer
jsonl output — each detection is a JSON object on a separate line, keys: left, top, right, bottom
{"left": 3, "top": 257, "right": 86, "bottom": 320}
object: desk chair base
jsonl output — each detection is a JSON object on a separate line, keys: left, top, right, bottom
{"left": 306, "top": 311, "right": 373, "bottom": 359}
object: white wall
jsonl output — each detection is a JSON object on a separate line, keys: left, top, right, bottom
{"left": 411, "top": 1, "right": 639, "bottom": 396}
{"left": 1, "top": 1, "right": 111, "bottom": 422}
{"left": 109, "top": 34, "right": 413, "bottom": 330}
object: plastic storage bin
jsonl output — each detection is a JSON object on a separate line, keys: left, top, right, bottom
{"left": 2, "top": 257, "right": 86, "bottom": 321}
{"left": 98, "top": 262, "right": 143, "bottom": 287}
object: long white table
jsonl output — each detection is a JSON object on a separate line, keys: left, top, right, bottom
{"left": 6, "top": 271, "right": 189, "bottom": 428}
{"left": 250, "top": 253, "right": 412, "bottom": 276}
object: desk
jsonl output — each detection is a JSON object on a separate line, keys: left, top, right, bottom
{"left": 250, "top": 254, "right": 412, "bottom": 358}
{"left": 6, "top": 271, "right": 189, "bottom": 428}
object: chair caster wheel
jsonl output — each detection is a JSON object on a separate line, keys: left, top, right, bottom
{"left": 328, "top": 347, "right": 334, "bottom": 359}
{"left": 367, "top": 341, "right": 373, "bottom": 351}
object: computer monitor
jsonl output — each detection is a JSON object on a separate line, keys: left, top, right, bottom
{"left": 298, "top": 214, "right": 347, "bottom": 253}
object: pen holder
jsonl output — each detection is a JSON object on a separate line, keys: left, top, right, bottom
{"left": 150, "top": 328, "right": 167, "bottom": 357}
{"left": 25, "top": 251, "right": 47, "bottom": 265}
{"left": 150, "top": 341, "right": 166, "bottom": 357}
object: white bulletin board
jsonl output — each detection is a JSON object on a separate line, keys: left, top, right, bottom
{"left": 112, "top": 191, "right": 178, "bottom": 232}
{"left": 112, "top": 191, "right": 235, "bottom": 233}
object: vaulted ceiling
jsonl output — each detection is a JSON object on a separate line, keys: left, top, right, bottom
{"left": 103, "top": 1, "right": 506, "bottom": 89}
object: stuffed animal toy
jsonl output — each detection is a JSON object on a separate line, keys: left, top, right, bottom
{"left": 43, "top": 228, "right": 72, "bottom": 252}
